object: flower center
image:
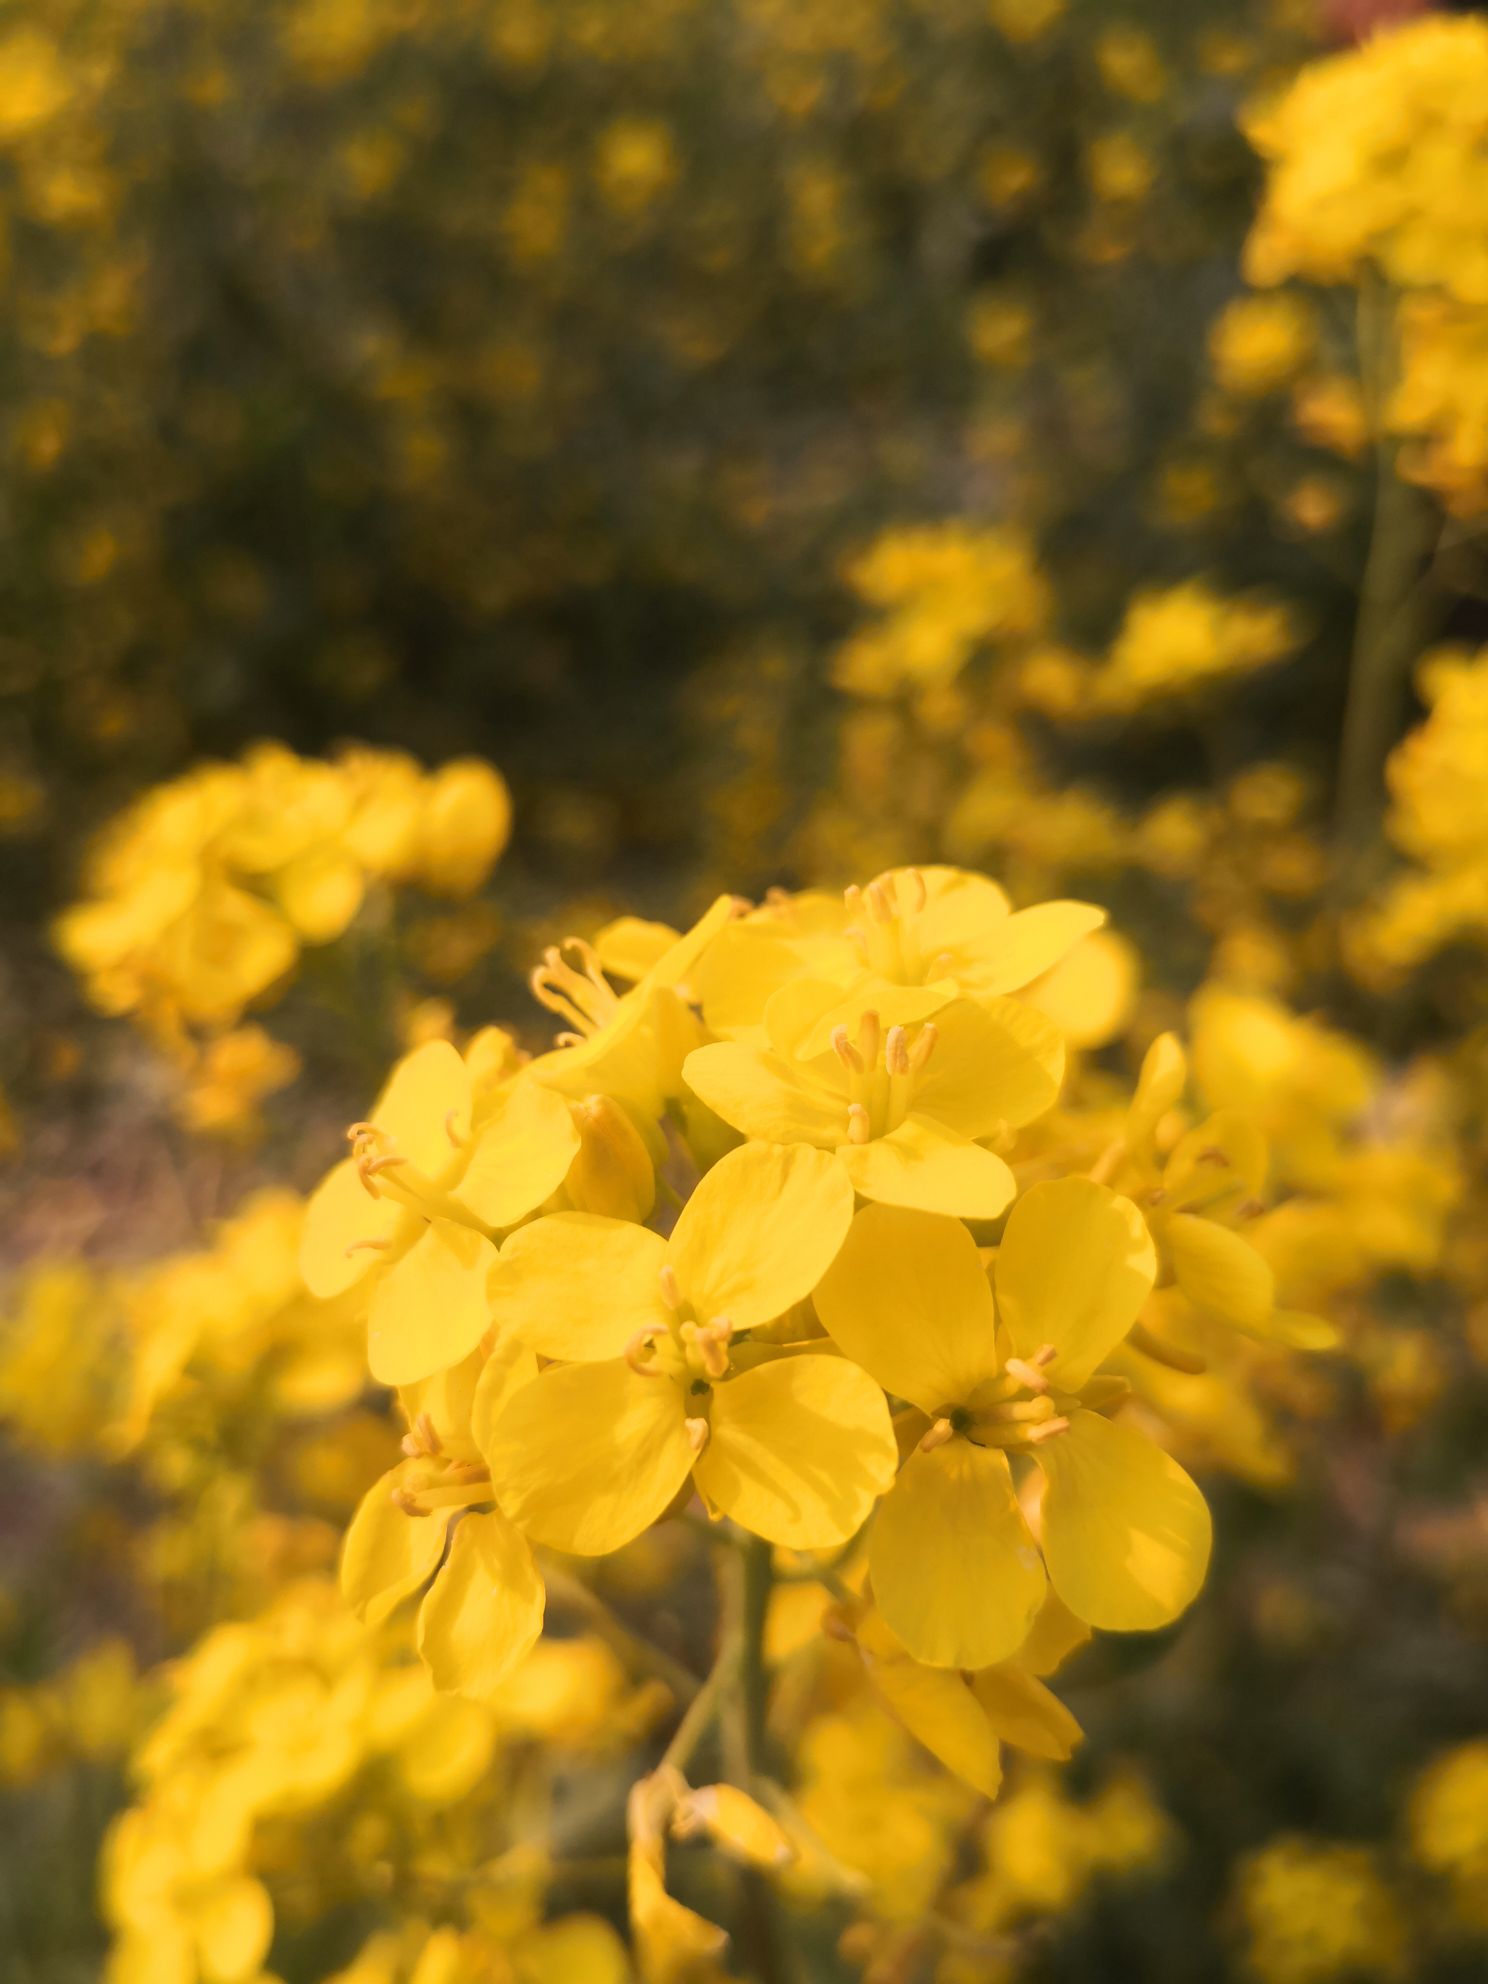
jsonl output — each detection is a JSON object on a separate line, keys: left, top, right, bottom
{"left": 830, "top": 1010, "right": 939, "bottom": 1142}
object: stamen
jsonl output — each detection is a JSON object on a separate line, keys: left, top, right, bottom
{"left": 866, "top": 879, "right": 894, "bottom": 923}
{"left": 918, "top": 1416, "right": 955, "bottom": 1454}
{"left": 907, "top": 1022, "right": 937, "bottom": 1073}
{"left": 344, "top": 1237, "right": 391, "bottom": 1257}
{"left": 658, "top": 1264, "right": 682, "bottom": 1310}
{"left": 884, "top": 1025, "right": 909, "bottom": 1077}
{"left": 1024, "top": 1416, "right": 1070, "bottom": 1444}
{"left": 554, "top": 1030, "right": 585, "bottom": 1048}
{"left": 444, "top": 1109, "right": 464, "bottom": 1149}
{"left": 1003, "top": 1355, "right": 1052, "bottom": 1394}
{"left": 694, "top": 1319, "right": 734, "bottom": 1380}
{"left": 905, "top": 868, "right": 928, "bottom": 912}
{"left": 846, "top": 1103, "right": 872, "bottom": 1146}
{"left": 346, "top": 1121, "right": 378, "bottom": 1143}
{"left": 684, "top": 1416, "right": 710, "bottom": 1455}
{"left": 625, "top": 1328, "right": 665, "bottom": 1376}
{"left": 831, "top": 1025, "right": 864, "bottom": 1074}
{"left": 390, "top": 1486, "right": 426, "bottom": 1517}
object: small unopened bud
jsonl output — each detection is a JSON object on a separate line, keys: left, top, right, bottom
{"left": 566, "top": 1095, "right": 656, "bottom": 1222}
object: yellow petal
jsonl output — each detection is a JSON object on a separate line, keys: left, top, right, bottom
{"left": 469, "top": 1334, "right": 540, "bottom": 1451}
{"left": 994, "top": 1177, "right": 1156, "bottom": 1389}
{"left": 911, "top": 866, "right": 1012, "bottom": 955}
{"left": 299, "top": 1155, "right": 401, "bottom": 1298}
{"left": 1022, "top": 929, "right": 1138, "bottom": 1050}
{"left": 489, "top": 1214, "right": 669, "bottom": 1360}
{"left": 954, "top": 900, "right": 1106, "bottom": 998}
{"left": 839, "top": 1115, "right": 1015, "bottom": 1220}
{"left": 515, "top": 1916, "right": 632, "bottom": 1984}
{"left": 668, "top": 1141, "right": 854, "bottom": 1329}
{"left": 968, "top": 1666, "right": 1082, "bottom": 1761}
{"left": 673, "top": 1784, "right": 796, "bottom": 1868}
{"left": 1037, "top": 1410, "right": 1212, "bottom": 1631}
{"left": 1008, "top": 1590, "right": 1091, "bottom": 1677}
{"left": 192, "top": 1874, "right": 274, "bottom": 1984}
{"left": 367, "top": 1222, "right": 497, "bottom": 1386}
{"left": 107, "top": 1929, "right": 193, "bottom": 1984}
{"left": 275, "top": 847, "right": 364, "bottom": 942}
{"left": 682, "top": 1041, "right": 844, "bottom": 1145}
{"left": 910, "top": 998, "right": 1064, "bottom": 1136}
{"left": 695, "top": 1355, "right": 896, "bottom": 1548}
{"left": 815, "top": 1201, "right": 1000, "bottom": 1414}
{"left": 341, "top": 1467, "right": 453, "bottom": 1624}
{"left": 1164, "top": 1214, "right": 1275, "bottom": 1333}
{"left": 595, "top": 915, "right": 683, "bottom": 982}
{"left": 374, "top": 1038, "right": 472, "bottom": 1173}
{"left": 488, "top": 1359, "right": 693, "bottom": 1555}
{"left": 856, "top": 1606, "right": 1003, "bottom": 1799}
{"left": 870, "top": 1437, "right": 1046, "bottom": 1669}
{"left": 1127, "top": 1031, "right": 1187, "bottom": 1155}
{"left": 1263, "top": 1308, "right": 1341, "bottom": 1351}
{"left": 629, "top": 1845, "right": 728, "bottom": 1984}
{"left": 457, "top": 1078, "right": 581, "bottom": 1229}
{"left": 416, "top": 1507, "right": 545, "bottom": 1699}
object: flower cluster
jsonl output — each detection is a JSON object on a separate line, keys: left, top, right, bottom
{"left": 1348, "top": 646, "right": 1488, "bottom": 979}
{"left": 53, "top": 745, "right": 511, "bottom": 1133}
{"left": 291, "top": 862, "right": 1333, "bottom": 1965}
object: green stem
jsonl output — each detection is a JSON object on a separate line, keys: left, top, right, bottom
{"left": 542, "top": 1565, "right": 702, "bottom": 1706}
{"left": 1332, "top": 281, "right": 1435, "bottom": 901}
{"left": 660, "top": 1621, "right": 739, "bottom": 1775}
{"left": 733, "top": 1535, "right": 789, "bottom": 1984}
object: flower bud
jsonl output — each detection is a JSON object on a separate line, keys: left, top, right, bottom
{"left": 565, "top": 1095, "right": 656, "bottom": 1222}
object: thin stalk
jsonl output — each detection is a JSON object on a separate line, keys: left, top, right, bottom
{"left": 1332, "top": 280, "right": 1436, "bottom": 901}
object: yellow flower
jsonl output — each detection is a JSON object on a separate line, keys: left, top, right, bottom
{"left": 340, "top": 1338, "right": 544, "bottom": 1699}
{"left": 299, "top": 1036, "right": 579, "bottom": 1384}
{"left": 485, "top": 1142, "right": 895, "bottom": 1553}
{"left": 848, "top": 1597, "right": 1084, "bottom": 1801}
{"left": 527, "top": 895, "right": 737, "bottom": 1134}
{"left": 693, "top": 865, "right": 1103, "bottom": 1049}
{"left": 684, "top": 996, "right": 1061, "bottom": 1219}
{"left": 1209, "top": 294, "right": 1316, "bottom": 397}
{"left": 814, "top": 1186, "right": 1210, "bottom": 1666}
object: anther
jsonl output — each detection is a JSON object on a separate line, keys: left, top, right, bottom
{"left": 867, "top": 879, "right": 894, "bottom": 923}
{"left": 658, "top": 1264, "right": 682, "bottom": 1311}
{"left": 1025, "top": 1416, "right": 1070, "bottom": 1444}
{"left": 846, "top": 1103, "right": 872, "bottom": 1146}
{"left": 905, "top": 868, "right": 928, "bottom": 912}
{"left": 831, "top": 1025, "right": 865, "bottom": 1074}
{"left": 414, "top": 1412, "right": 441, "bottom": 1455}
{"left": 684, "top": 1416, "right": 710, "bottom": 1455}
{"left": 695, "top": 1319, "right": 734, "bottom": 1379}
{"left": 344, "top": 1237, "right": 391, "bottom": 1257}
{"left": 907, "top": 1022, "right": 938, "bottom": 1074}
{"left": 1236, "top": 1197, "right": 1265, "bottom": 1220}
{"left": 390, "top": 1486, "right": 427, "bottom": 1517}
{"left": 918, "top": 1416, "right": 955, "bottom": 1454}
{"left": 884, "top": 1025, "right": 910, "bottom": 1077}
{"left": 625, "top": 1328, "right": 664, "bottom": 1376}
{"left": 1003, "top": 1356, "right": 1052, "bottom": 1394}
{"left": 444, "top": 1109, "right": 464, "bottom": 1149}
